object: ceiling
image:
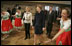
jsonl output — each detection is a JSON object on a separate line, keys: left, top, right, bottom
{"left": 1, "top": 1, "right": 71, "bottom": 5}
{"left": 25, "top": 1, "right": 71, "bottom": 5}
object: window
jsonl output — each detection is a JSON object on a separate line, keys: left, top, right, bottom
{"left": 56, "top": 6, "right": 59, "bottom": 11}
{"left": 45, "top": 5, "right": 59, "bottom": 11}
{"left": 45, "top": 6, "right": 49, "bottom": 11}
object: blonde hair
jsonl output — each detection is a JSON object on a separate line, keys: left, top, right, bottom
{"left": 25, "top": 6, "right": 30, "bottom": 12}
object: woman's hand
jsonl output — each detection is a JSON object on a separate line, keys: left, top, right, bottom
{"left": 57, "top": 17, "right": 61, "bottom": 20}
{"left": 42, "top": 27, "right": 46, "bottom": 31}
{"left": 44, "top": 39, "right": 52, "bottom": 44}
{"left": 32, "top": 26, "right": 34, "bottom": 30}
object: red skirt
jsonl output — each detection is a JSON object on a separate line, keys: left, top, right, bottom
{"left": 1, "top": 19, "right": 13, "bottom": 33}
{"left": 56, "top": 29, "right": 71, "bottom": 45}
{"left": 15, "top": 18, "right": 22, "bottom": 27}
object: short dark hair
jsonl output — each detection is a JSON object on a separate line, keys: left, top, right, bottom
{"left": 18, "top": 7, "right": 21, "bottom": 10}
{"left": 49, "top": 5, "right": 53, "bottom": 8}
{"left": 37, "top": 4, "right": 42, "bottom": 10}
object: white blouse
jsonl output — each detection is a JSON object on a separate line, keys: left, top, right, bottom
{"left": 1, "top": 12, "right": 10, "bottom": 20}
{"left": 15, "top": 12, "right": 21, "bottom": 18}
{"left": 23, "top": 12, "right": 32, "bottom": 26}
{"left": 60, "top": 18, "right": 71, "bottom": 31}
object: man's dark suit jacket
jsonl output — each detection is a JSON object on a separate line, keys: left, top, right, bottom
{"left": 46, "top": 10, "right": 55, "bottom": 24}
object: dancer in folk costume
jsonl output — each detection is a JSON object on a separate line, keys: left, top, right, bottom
{"left": 44, "top": 8, "right": 71, "bottom": 45}
{"left": 1, "top": 10, "right": 13, "bottom": 40}
{"left": 13, "top": 9, "right": 22, "bottom": 31}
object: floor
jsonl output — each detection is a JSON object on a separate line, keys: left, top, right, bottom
{"left": 1, "top": 20, "right": 60, "bottom": 45}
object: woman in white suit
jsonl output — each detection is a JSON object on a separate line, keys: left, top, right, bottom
{"left": 23, "top": 6, "right": 32, "bottom": 40}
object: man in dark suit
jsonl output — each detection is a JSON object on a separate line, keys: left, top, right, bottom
{"left": 46, "top": 6, "right": 55, "bottom": 38}
{"left": 56, "top": 8, "right": 62, "bottom": 25}
{"left": 54, "top": 9, "right": 58, "bottom": 22}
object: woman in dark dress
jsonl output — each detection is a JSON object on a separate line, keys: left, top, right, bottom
{"left": 32, "top": 5, "right": 46, "bottom": 45}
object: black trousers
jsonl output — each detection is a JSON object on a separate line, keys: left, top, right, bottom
{"left": 24, "top": 23, "right": 30, "bottom": 38}
{"left": 46, "top": 22, "right": 53, "bottom": 36}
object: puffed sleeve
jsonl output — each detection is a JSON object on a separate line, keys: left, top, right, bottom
{"left": 63, "top": 20, "right": 71, "bottom": 31}
{"left": 7, "top": 12, "right": 10, "bottom": 16}
{"left": 15, "top": 12, "right": 18, "bottom": 15}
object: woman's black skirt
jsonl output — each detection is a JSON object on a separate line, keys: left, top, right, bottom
{"left": 35, "top": 26, "right": 43, "bottom": 35}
